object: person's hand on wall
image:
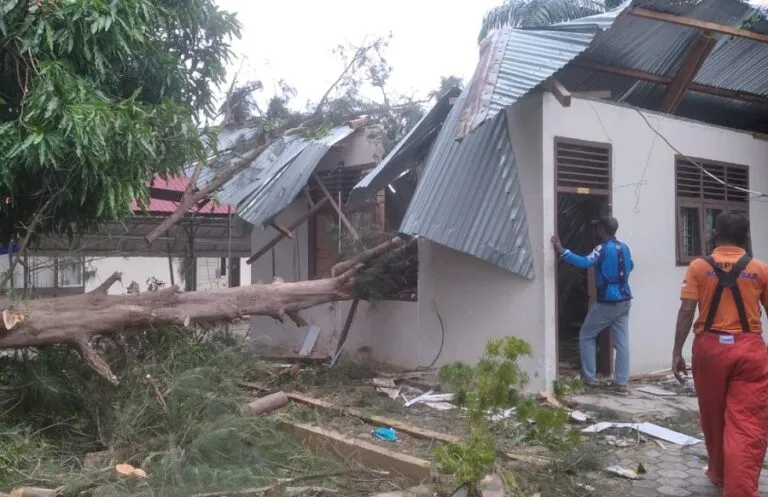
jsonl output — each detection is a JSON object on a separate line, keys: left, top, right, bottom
{"left": 551, "top": 235, "right": 564, "bottom": 254}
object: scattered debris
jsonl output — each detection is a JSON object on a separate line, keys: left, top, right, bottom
{"left": 570, "top": 410, "right": 589, "bottom": 423}
{"left": 488, "top": 408, "right": 516, "bottom": 422}
{"left": 238, "top": 391, "right": 289, "bottom": 416}
{"left": 537, "top": 391, "right": 565, "bottom": 409}
{"left": 115, "top": 463, "right": 147, "bottom": 479}
{"left": 372, "top": 427, "right": 398, "bottom": 442}
{"left": 404, "top": 390, "right": 454, "bottom": 408}
{"left": 278, "top": 420, "right": 431, "bottom": 482}
{"left": 583, "top": 422, "right": 702, "bottom": 446}
{"left": 9, "top": 489, "right": 61, "bottom": 497}
{"left": 575, "top": 483, "right": 595, "bottom": 492}
{"left": 372, "top": 377, "right": 401, "bottom": 399}
{"left": 636, "top": 386, "right": 677, "bottom": 397}
{"left": 604, "top": 465, "right": 640, "bottom": 480}
{"left": 480, "top": 474, "right": 504, "bottom": 497}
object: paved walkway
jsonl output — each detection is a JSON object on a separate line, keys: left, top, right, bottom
{"left": 571, "top": 380, "right": 768, "bottom": 496}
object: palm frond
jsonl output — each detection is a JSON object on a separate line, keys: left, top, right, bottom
{"left": 478, "top": 0, "right": 610, "bottom": 42}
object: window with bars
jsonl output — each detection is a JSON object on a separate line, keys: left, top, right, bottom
{"left": 676, "top": 157, "right": 749, "bottom": 263}
{"left": 555, "top": 138, "right": 611, "bottom": 194}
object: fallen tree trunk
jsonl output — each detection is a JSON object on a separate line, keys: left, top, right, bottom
{"left": 0, "top": 238, "right": 403, "bottom": 386}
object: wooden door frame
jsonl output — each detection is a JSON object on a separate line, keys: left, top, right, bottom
{"left": 554, "top": 136, "right": 613, "bottom": 379}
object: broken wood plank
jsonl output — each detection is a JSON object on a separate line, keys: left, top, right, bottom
{"left": 256, "top": 355, "right": 330, "bottom": 365}
{"left": 548, "top": 78, "right": 571, "bottom": 107}
{"left": 659, "top": 33, "right": 716, "bottom": 113}
{"left": 246, "top": 197, "right": 329, "bottom": 264}
{"left": 277, "top": 420, "right": 431, "bottom": 482}
{"left": 241, "top": 385, "right": 550, "bottom": 466}
{"left": 572, "top": 58, "right": 768, "bottom": 106}
{"left": 312, "top": 173, "right": 359, "bottom": 240}
{"left": 629, "top": 6, "right": 768, "bottom": 44}
{"left": 282, "top": 391, "right": 461, "bottom": 443}
{"left": 298, "top": 325, "right": 321, "bottom": 357}
{"left": 269, "top": 221, "right": 294, "bottom": 239}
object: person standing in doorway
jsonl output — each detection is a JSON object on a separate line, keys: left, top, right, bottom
{"left": 672, "top": 211, "right": 768, "bottom": 497}
{"left": 551, "top": 216, "right": 634, "bottom": 394}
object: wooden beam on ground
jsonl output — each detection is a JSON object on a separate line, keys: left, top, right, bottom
{"left": 269, "top": 221, "right": 294, "bottom": 239}
{"left": 258, "top": 389, "right": 551, "bottom": 466}
{"left": 659, "top": 33, "right": 716, "bottom": 113}
{"left": 277, "top": 420, "right": 431, "bottom": 482}
{"left": 628, "top": 6, "right": 768, "bottom": 45}
{"left": 283, "top": 391, "right": 461, "bottom": 443}
{"left": 571, "top": 59, "right": 768, "bottom": 106}
{"left": 548, "top": 78, "right": 572, "bottom": 107}
{"left": 312, "top": 173, "right": 359, "bottom": 240}
{"left": 246, "top": 197, "right": 329, "bottom": 265}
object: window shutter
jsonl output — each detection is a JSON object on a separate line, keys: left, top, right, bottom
{"left": 555, "top": 140, "right": 611, "bottom": 193}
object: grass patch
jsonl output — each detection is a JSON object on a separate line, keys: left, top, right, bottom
{"left": 0, "top": 327, "right": 386, "bottom": 497}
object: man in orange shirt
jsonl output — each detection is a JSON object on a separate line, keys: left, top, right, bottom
{"left": 673, "top": 211, "right": 768, "bottom": 497}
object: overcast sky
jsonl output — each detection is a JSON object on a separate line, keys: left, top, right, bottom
{"left": 213, "top": 0, "right": 501, "bottom": 108}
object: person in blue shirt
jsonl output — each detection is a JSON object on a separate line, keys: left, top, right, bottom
{"left": 551, "top": 216, "right": 634, "bottom": 394}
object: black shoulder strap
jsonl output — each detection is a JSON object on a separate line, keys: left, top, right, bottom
{"left": 702, "top": 254, "right": 753, "bottom": 333}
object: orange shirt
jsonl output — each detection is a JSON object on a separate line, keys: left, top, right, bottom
{"left": 681, "top": 246, "right": 768, "bottom": 334}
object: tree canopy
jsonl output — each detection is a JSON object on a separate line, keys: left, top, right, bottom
{"left": 478, "top": 0, "right": 624, "bottom": 42}
{"left": 0, "top": 0, "right": 239, "bottom": 245}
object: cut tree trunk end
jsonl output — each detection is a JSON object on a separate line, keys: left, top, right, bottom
{"left": 0, "top": 238, "right": 403, "bottom": 385}
{"left": 238, "top": 391, "right": 289, "bottom": 416}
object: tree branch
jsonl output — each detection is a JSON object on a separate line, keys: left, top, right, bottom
{"left": 144, "top": 38, "right": 383, "bottom": 245}
{"left": 0, "top": 192, "right": 59, "bottom": 289}
{"left": 75, "top": 336, "right": 118, "bottom": 386}
{"left": 89, "top": 271, "right": 123, "bottom": 295}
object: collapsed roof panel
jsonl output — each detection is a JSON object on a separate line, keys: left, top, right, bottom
{"left": 347, "top": 88, "right": 461, "bottom": 207}
{"left": 195, "top": 125, "right": 357, "bottom": 227}
{"left": 400, "top": 89, "right": 535, "bottom": 280}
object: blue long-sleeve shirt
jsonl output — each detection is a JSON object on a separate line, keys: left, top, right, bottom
{"left": 561, "top": 239, "right": 634, "bottom": 302}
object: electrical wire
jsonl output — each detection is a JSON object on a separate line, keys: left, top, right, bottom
{"left": 418, "top": 300, "right": 445, "bottom": 370}
{"left": 632, "top": 107, "right": 768, "bottom": 199}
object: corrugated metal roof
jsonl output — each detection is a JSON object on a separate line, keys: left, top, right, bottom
{"left": 134, "top": 174, "right": 232, "bottom": 215}
{"left": 457, "top": 0, "right": 768, "bottom": 135}
{"left": 214, "top": 125, "right": 357, "bottom": 227}
{"left": 456, "top": 6, "right": 627, "bottom": 138}
{"left": 556, "top": 0, "right": 768, "bottom": 130}
{"left": 348, "top": 88, "right": 461, "bottom": 206}
{"left": 400, "top": 89, "right": 535, "bottom": 279}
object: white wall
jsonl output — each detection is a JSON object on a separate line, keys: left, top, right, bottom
{"left": 346, "top": 94, "right": 551, "bottom": 391}
{"left": 542, "top": 93, "right": 768, "bottom": 375}
{"left": 86, "top": 256, "right": 251, "bottom": 294}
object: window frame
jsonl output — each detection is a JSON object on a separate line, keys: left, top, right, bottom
{"left": 675, "top": 156, "right": 749, "bottom": 265}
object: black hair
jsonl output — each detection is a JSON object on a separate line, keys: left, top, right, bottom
{"left": 597, "top": 216, "right": 619, "bottom": 237}
{"left": 715, "top": 211, "right": 750, "bottom": 246}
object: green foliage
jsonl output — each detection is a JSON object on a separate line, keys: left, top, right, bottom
{"left": 0, "top": 327, "right": 338, "bottom": 496}
{"left": 517, "top": 399, "right": 581, "bottom": 451}
{"left": 439, "top": 337, "right": 532, "bottom": 424}
{"left": 433, "top": 428, "right": 497, "bottom": 485}
{"left": 435, "top": 337, "right": 581, "bottom": 488}
{"left": 0, "top": 0, "right": 239, "bottom": 245}
{"left": 478, "top": 0, "right": 625, "bottom": 42}
{"left": 553, "top": 377, "right": 584, "bottom": 400}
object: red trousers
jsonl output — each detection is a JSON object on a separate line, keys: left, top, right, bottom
{"left": 692, "top": 332, "right": 768, "bottom": 497}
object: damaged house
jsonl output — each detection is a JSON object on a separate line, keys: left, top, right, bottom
{"left": 208, "top": 0, "right": 768, "bottom": 392}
